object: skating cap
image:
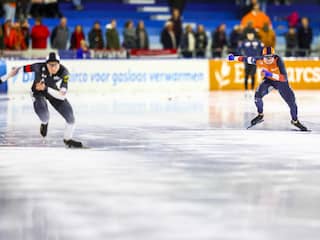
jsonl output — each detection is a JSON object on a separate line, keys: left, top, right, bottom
{"left": 46, "top": 52, "right": 60, "bottom": 63}
{"left": 262, "top": 46, "right": 275, "bottom": 57}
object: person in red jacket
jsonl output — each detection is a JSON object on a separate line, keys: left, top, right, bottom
{"left": 12, "top": 22, "right": 27, "bottom": 50}
{"left": 31, "top": 18, "right": 50, "bottom": 49}
{"left": 70, "top": 24, "right": 85, "bottom": 50}
{"left": 3, "top": 19, "right": 16, "bottom": 49}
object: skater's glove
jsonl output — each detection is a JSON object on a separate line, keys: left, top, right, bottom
{"left": 261, "top": 69, "right": 272, "bottom": 78}
{"left": 228, "top": 54, "right": 244, "bottom": 62}
{"left": 35, "top": 80, "right": 47, "bottom": 91}
{"left": 227, "top": 54, "right": 234, "bottom": 61}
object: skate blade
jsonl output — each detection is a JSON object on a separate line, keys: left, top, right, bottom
{"left": 65, "top": 145, "right": 90, "bottom": 149}
{"left": 247, "top": 119, "right": 264, "bottom": 129}
{"left": 291, "top": 128, "right": 312, "bottom": 132}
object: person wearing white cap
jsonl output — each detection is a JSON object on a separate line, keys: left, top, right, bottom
{"left": 0, "top": 52, "right": 83, "bottom": 148}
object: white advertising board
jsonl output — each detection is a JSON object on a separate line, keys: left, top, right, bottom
{"left": 6, "top": 59, "right": 209, "bottom": 95}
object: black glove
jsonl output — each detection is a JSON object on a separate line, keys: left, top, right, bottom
{"left": 0, "top": 78, "right": 2, "bottom": 84}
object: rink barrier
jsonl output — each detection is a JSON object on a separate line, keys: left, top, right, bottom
{"left": 5, "top": 59, "right": 209, "bottom": 94}
{"left": 209, "top": 59, "right": 320, "bottom": 90}
{"left": 0, "top": 61, "right": 8, "bottom": 93}
{"left": 2, "top": 59, "right": 320, "bottom": 94}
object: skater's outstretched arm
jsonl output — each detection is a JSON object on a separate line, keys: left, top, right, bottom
{"left": 0, "top": 67, "right": 21, "bottom": 83}
{"left": 228, "top": 53, "right": 258, "bottom": 65}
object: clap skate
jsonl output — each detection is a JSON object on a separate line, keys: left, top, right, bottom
{"left": 291, "top": 120, "right": 309, "bottom": 132}
{"left": 247, "top": 114, "right": 264, "bottom": 129}
{"left": 64, "top": 139, "right": 83, "bottom": 148}
{"left": 40, "top": 123, "right": 48, "bottom": 137}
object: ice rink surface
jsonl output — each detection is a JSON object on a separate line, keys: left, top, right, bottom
{"left": 1, "top": 90, "right": 320, "bottom": 240}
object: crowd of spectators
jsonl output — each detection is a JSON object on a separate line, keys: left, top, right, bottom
{"left": 0, "top": 0, "right": 315, "bottom": 58}
{"left": 0, "top": 13, "right": 151, "bottom": 58}
{"left": 160, "top": 1, "right": 313, "bottom": 58}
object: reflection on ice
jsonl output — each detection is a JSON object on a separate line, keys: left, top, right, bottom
{"left": 1, "top": 91, "right": 320, "bottom": 240}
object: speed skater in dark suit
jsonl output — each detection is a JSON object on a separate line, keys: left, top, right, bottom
{"left": 238, "top": 31, "right": 264, "bottom": 91}
{"left": 228, "top": 46, "right": 309, "bottom": 131}
{"left": 0, "top": 52, "right": 83, "bottom": 147}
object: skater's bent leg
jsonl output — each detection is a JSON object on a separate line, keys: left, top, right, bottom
{"left": 33, "top": 96, "right": 49, "bottom": 123}
{"left": 50, "top": 99, "right": 76, "bottom": 139}
{"left": 64, "top": 123, "right": 75, "bottom": 140}
{"left": 254, "top": 80, "right": 271, "bottom": 114}
{"left": 278, "top": 82, "right": 298, "bottom": 121}
{"left": 254, "top": 92, "right": 263, "bottom": 114}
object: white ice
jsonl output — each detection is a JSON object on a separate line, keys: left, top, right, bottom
{"left": 1, "top": 90, "right": 320, "bottom": 240}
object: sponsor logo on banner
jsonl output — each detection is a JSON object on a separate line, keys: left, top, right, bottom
{"left": 209, "top": 59, "right": 320, "bottom": 90}
{"left": 6, "top": 59, "right": 209, "bottom": 94}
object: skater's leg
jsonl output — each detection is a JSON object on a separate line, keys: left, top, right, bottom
{"left": 254, "top": 80, "right": 272, "bottom": 114}
{"left": 33, "top": 96, "right": 49, "bottom": 123}
{"left": 277, "top": 82, "right": 308, "bottom": 131}
{"left": 33, "top": 96, "right": 50, "bottom": 137}
{"left": 277, "top": 82, "right": 297, "bottom": 121}
{"left": 248, "top": 80, "right": 273, "bottom": 126}
{"left": 49, "top": 98, "right": 75, "bottom": 138}
{"left": 49, "top": 98, "right": 83, "bottom": 147}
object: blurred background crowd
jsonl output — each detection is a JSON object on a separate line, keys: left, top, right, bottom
{"left": 0, "top": 0, "right": 318, "bottom": 58}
